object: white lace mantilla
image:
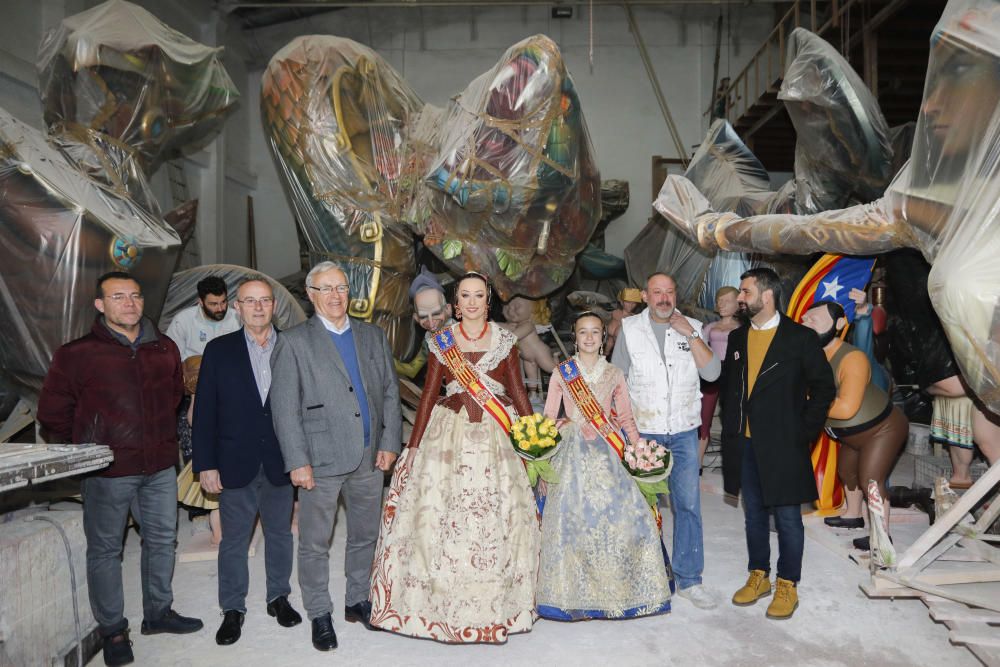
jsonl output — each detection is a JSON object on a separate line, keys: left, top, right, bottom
{"left": 430, "top": 323, "right": 517, "bottom": 397}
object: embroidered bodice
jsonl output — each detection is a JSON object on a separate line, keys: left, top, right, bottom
{"left": 408, "top": 323, "right": 532, "bottom": 448}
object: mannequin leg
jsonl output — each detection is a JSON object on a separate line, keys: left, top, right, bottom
{"left": 972, "top": 405, "right": 1000, "bottom": 465}
{"left": 837, "top": 443, "right": 862, "bottom": 518}
{"left": 948, "top": 446, "right": 975, "bottom": 486}
{"left": 842, "top": 488, "right": 864, "bottom": 520}
{"left": 855, "top": 408, "right": 908, "bottom": 530}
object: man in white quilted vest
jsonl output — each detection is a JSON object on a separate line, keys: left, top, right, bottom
{"left": 611, "top": 272, "right": 722, "bottom": 609}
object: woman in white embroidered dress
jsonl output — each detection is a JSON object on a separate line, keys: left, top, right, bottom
{"left": 537, "top": 312, "right": 672, "bottom": 620}
{"left": 370, "top": 273, "right": 539, "bottom": 643}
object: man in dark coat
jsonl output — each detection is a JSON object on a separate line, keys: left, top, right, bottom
{"left": 37, "top": 271, "right": 202, "bottom": 667}
{"left": 720, "top": 267, "right": 835, "bottom": 620}
{"left": 192, "top": 276, "right": 301, "bottom": 646}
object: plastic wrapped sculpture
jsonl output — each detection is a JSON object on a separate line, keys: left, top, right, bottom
{"left": 0, "top": 0, "right": 238, "bottom": 401}
{"left": 261, "top": 35, "right": 600, "bottom": 358}
{"left": 779, "top": 28, "right": 893, "bottom": 214}
{"left": 655, "top": 0, "right": 1000, "bottom": 413}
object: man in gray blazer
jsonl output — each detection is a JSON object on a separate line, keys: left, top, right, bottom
{"left": 270, "top": 261, "right": 402, "bottom": 652}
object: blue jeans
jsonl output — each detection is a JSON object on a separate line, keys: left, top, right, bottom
{"left": 740, "top": 437, "right": 804, "bottom": 582}
{"left": 219, "top": 466, "right": 294, "bottom": 612}
{"left": 81, "top": 467, "right": 177, "bottom": 637}
{"left": 642, "top": 429, "right": 703, "bottom": 589}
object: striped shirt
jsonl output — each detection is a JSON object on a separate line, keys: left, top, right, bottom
{"left": 244, "top": 326, "right": 277, "bottom": 404}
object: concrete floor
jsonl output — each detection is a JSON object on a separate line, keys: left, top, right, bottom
{"left": 103, "top": 460, "right": 981, "bottom": 667}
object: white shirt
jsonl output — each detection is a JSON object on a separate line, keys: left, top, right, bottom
{"left": 165, "top": 305, "right": 241, "bottom": 360}
{"left": 751, "top": 311, "right": 781, "bottom": 331}
{"left": 316, "top": 313, "right": 351, "bottom": 335}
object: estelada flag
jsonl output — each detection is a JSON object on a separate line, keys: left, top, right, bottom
{"left": 787, "top": 254, "right": 877, "bottom": 324}
{"left": 786, "top": 253, "right": 876, "bottom": 512}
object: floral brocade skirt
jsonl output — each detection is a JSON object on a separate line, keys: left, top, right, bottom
{"left": 536, "top": 424, "right": 672, "bottom": 620}
{"left": 369, "top": 405, "right": 540, "bottom": 643}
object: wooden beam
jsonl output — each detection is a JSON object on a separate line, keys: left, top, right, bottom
{"left": 896, "top": 462, "right": 1000, "bottom": 569}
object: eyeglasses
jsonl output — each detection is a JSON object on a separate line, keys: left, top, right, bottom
{"left": 239, "top": 297, "right": 274, "bottom": 307}
{"left": 308, "top": 285, "right": 349, "bottom": 295}
{"left": 102, "top": 293, "right": 144, "bottom": 303}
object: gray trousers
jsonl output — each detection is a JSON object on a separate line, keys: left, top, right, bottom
{"left": 81, "top": 467, "right": 177, "bottom": 637}
{"left": 297, "top": 463, "right": 383, "bottom": 620}
{"left": 218, "top": 466, "right": 294, "bottom": 612}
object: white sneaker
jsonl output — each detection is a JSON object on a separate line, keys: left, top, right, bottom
{"left": 677, "top": 584, "right": 719, "bottom": 610}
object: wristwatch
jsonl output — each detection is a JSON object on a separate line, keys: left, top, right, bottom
{"left": 685, "top": 331, "right": 701, "bottom": 341}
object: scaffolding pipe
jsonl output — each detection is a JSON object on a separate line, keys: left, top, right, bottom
{"left": 623, "top": 3, "right": 689, "bottom": 168}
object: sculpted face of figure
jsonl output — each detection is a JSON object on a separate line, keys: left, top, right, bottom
{"left": 200, "top": 292, "right": 229, "bottom": 322}
{"left": 308, "top": 267, "right": 350, "bottom": 324}
{"left": 456, "top": 276, "right": 489, "bottom": 323}
{"left": 574, "top": 314, "right": 604, "bottom": 356}
{"left": 716, "top": 291, "right": 738, "bottom": 318}
{"left": 802, "top": 303, "right": 846, "bottom": 347}
{"left": 413, "top": 288, "right": 450, "bottom": 332}
{"left": 234, "top": 280, "right": 275, "bottom": 332}
{"left": 643, "top": 274, "right": 676, "bottom": 322}
{"left": 921, "top": 45, "right": 1000, "bottom": 162}
{"left": 96, "top": 277, "right": 145, "bottom": 332}
{"left": 502, "top": 296, "right": 533, "bottom": 324}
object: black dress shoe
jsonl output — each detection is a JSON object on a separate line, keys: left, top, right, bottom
{"left": 824, "top": 516, "right": 865, "bottom": 529}
{"left": 102, "top": 630, "right": 134, "bottom": 666}
{"left": 311, "top": 613, "right": 338, "bottom": 651}
{"left": 140, "top": 609, "right": 204, "bottom": 635}
{"left": 853, "top": 535, "right": 871, "bottom": 551}
{"left": 215, "top": 610, "right": 244, "bottom": 646}
{"left": 345, "top": 600, "right": 380, "bottom": 631}
{"left": 267, "top": 595, "right": 302, "bottom": 627}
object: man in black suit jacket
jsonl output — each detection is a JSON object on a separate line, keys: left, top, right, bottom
{"left": 193, "top": 277, "right": 302, "bottom": 645}
{"left": 720, "top": 267, "right": 835, "bottom": 620}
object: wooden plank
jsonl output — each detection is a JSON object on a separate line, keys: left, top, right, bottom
{"left": 897, "top": 462, "right": 1000, "bottom": 569}
{"left": 927, "top": 601, "right": 1000, "bottom": 624}
{"left": 860, "top": 580, "right": 923, "bottom": 598}
{"left": 908, "top": 568, "right": 1000, "bottom": 586}
{"left": 877, "top": 570, "right": 1000, "bottom": 613}
{"left": 949, "top": 630, "right": 1000, "bottom": 648}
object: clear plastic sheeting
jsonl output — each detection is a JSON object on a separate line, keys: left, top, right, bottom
{"left": 654, "top": 175, "right": 907, "bottom": 255}
{"left": 261, "top": 34, "right": 600, "bottom": 358}
{"left": 159, "top": 265, "right": 307, "bottom": 333}
{"left": 624, "top": 216, "right": 713, "bottom": 305}
{"left": 684, "top": 120, "right": 772, "bottom": 217}
{"left": 0, "top": 107, "right": 181, "bottom": 402}
{"left": 699, "top": 251, "right": 750, "bottom": 311}
{"left": 417, "top": 36, "right": 601, "bottom": 299}
{"left": 779, "top": 28, "right": 893, "bottom": 213}
{"left": 260, "top": 36, "right": 425, "bottom": 360}
{"left": 924, "top": 0, "right": 1000, "bottom": 409}
{"left": 38, "top": 0, "right": 240, "bottom": 174}
{"left": 655, "top": 0, "right": 1000, "bottom": 414}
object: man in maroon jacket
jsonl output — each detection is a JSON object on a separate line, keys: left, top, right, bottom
{"left": 37, "top": 271, "right": 202, "bottom": 667}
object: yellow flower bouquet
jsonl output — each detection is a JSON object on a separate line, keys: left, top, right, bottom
{"left": 510, "top": 413, "right": 561, "bottom": 485}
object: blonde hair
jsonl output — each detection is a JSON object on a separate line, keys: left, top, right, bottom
{"left": 715, "top": 286, "right": 739, "bottom": 301}
{"left": 531, "top": 298, "right": 552, "bottom": 325}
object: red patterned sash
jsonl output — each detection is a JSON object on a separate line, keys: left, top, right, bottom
{"left": 432, "top": 326, "right": 513, "bottom": 435}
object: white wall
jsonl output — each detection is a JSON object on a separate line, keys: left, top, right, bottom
{"left": 2, "top": 1, "right": 776, "bottom": 281}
